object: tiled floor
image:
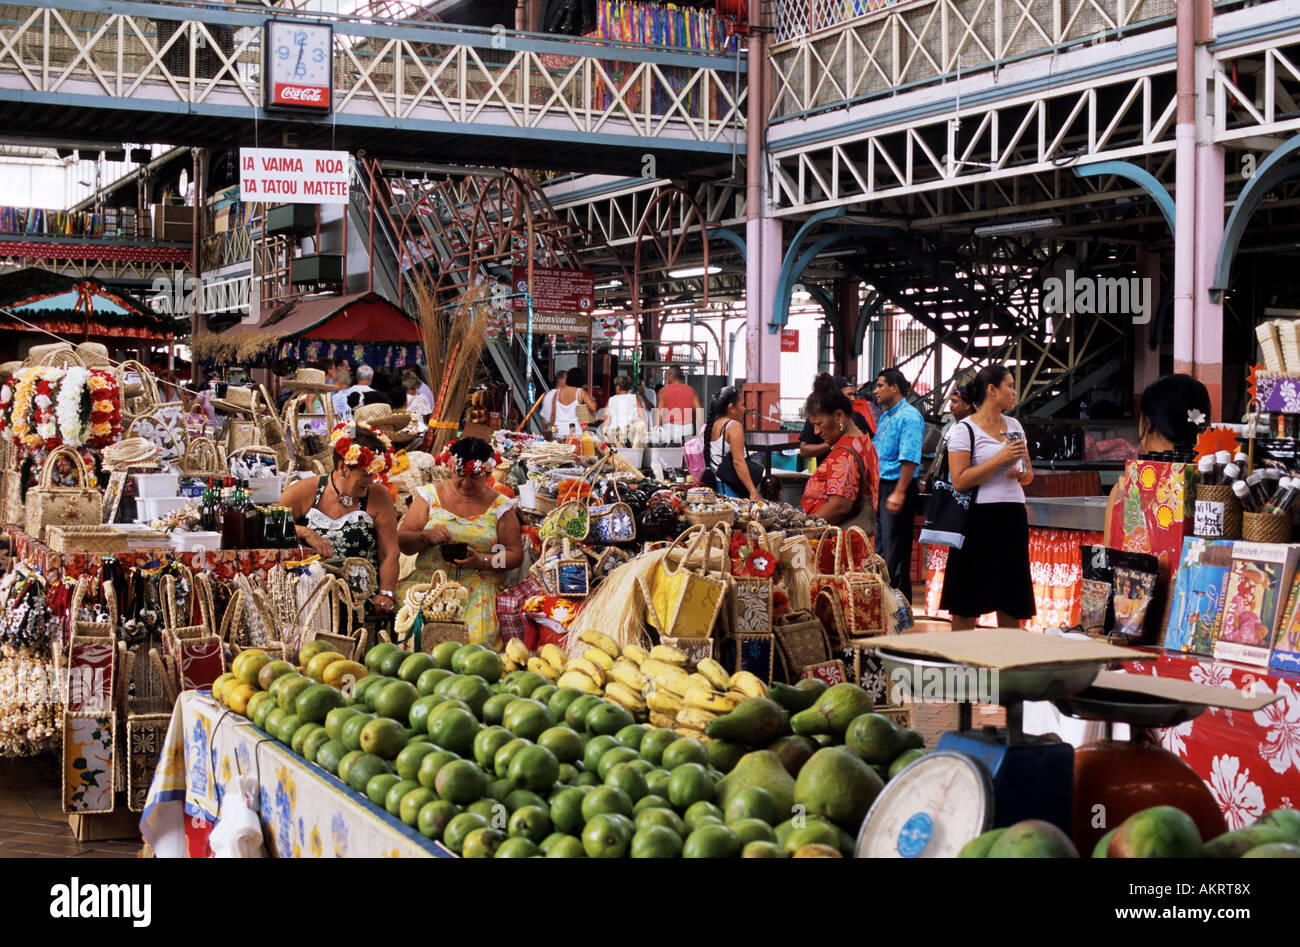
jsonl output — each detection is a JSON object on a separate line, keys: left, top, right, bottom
{"left": 0, "top": 755, "right": 143, "bottom": 857}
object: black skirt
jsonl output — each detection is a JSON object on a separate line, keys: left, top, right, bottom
{"left": 939, "top": 502, "right": 1036, "bottom": 620}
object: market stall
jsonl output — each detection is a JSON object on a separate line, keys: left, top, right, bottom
{"left": 191, "top": 291, "right": 424, "bottom": 371}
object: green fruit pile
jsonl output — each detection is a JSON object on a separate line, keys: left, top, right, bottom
{"left": 226, "top": 638, "right": 943, "bottom": 857}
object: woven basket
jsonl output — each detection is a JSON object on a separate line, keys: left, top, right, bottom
{"left": 685, "top": 506, "right": 736, "bottom": 530}
{"left": 1243, "top": 511, "right": 1292, "bottom": 543}
{"left": 46, "top": 525, "right": 129, "bottom": 554}
{"left": 1195, "top": 484, "right": 1242, "bottom": 540}
{"left": 771, "top": 610, "right": 833, "bottom": 683}
{"left": 178, "top": 436, "right": 226, "bottom": 478}
{"left": 412, "top": 619, "right": 470, "bottom": 653}
{"left": 876, "top": 705, "right": 913, "bottom": 728}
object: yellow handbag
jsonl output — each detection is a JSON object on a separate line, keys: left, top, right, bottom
{"left": 646, "top": 524, "right": 731, "bottom": 639}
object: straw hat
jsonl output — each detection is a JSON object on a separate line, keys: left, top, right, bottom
{"left": 354, "top": 402, "right": 412, "bottom": 434}
{"left": 75, "top": 342, "right": 112, "bottom": 367}
{"left": 0, "top": 361, "right": 21, "bottom": 381}
{"left": 282, "top": 366, "right": 335, "bottom": 393}
{"left": 211, "top": 385, "right": 256, "bottom": 415}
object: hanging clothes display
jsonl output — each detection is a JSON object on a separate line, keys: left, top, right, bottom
{"left": 587, "top": 1, "right": 741, "bottom": 115}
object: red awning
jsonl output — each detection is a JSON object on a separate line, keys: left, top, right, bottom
{"left": 218, "top": 292, "right": 418, "bottom": 343}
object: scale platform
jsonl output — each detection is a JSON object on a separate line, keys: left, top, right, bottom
{"left": 875, "top": 643, "right": 1113, "bottom": 839}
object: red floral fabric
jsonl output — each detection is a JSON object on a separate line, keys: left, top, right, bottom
{"left": 1123, "top": 655, "right": 1300, "bottom": 828}
{"left": 801, "top": 434, "right": 879, "bottom": 516}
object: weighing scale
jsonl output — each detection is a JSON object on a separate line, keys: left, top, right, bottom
{"left": 1052, "top": 685, "right": 1227, "bottom": 852}
{"left": 856, "top": 646, "right": 1109, "bottom": 858}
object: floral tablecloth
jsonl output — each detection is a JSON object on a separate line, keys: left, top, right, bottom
{"left": 925, "top": 527, "right": 1104, "bottom": 630}
{"left": 140, "top": 691, "right": 453, "bottom": 858}
{"left": 1121, "top": 653, "right": 1300, "bottom": 830}
{"left": 7, "top": 529, "right": 302, "bottom": 581}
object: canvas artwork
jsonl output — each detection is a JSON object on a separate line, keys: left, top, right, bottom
{"left": 1163, "top": 538, "right": 1234, "bottom": 655}
{"left": 1214, "top": 542, "right": 1300, "bottom": 667}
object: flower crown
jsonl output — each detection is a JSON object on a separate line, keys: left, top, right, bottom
{"left": 436, "top": 439, "right": 503, "bottom": 477}
{"left": 330, "top": 421, "right": 394, "bottom": 477}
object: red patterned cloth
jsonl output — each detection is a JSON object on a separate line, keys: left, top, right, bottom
{"left": 924, "top": 527, "right": 1103, "bottom": 629}
{"left": 801, "top": 433, "right": 879, "bottom": 516}
{"left": 1122, "top": 654, "right": 1300, "bottom": 827}
{"left": 496, "top": 576, "right": 546, "bottom": 646}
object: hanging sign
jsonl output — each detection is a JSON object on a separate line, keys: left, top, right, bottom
{"left": 781, "top": 328, "right": 799, "bottom": 353}
{"left": 239, "top": 148, "right": 350, "bottom": 203}
{"left": 510, "top": 266, "right": 595, "bottom": 314}
{"left": 511, "top": 313, "right": 593, "bottom": 336}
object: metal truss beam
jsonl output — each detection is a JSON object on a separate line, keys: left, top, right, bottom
{"left": 769, "top": 0, "right": 1183, "bottom": 119}
{"left": 768, "top": 61, "right": 1179, "bottom": 216}
{"left": 0, "top": 0, "right": 745, "bottom": 156}
{"left": 547, "top": 177, "right": 746, "bottom": 249}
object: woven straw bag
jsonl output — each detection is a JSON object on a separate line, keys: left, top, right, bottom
{"left": 25, "top": 445, "right": 103, "bottom": 541}
{"left": 179, "top": 436, "right": 226, "bottom": 478}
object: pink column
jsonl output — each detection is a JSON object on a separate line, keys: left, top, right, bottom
{"left": 1194, "top": 5, "right": 1224, "bottom": 420}
{"left": 1193, "top": 140, "right": 1225, "bottom": 420}
{"left": 746, "top": 217, "right": 783, "bottom": 383}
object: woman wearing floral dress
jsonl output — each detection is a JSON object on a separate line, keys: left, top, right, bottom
{"left": 396, "top": 438, "right": 524, "bottom": 649}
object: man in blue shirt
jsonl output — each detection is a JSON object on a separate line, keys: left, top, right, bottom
{"left": 873, "top": 368, "right": 925, "bottom": 602}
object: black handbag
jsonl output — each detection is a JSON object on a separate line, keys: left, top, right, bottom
{"left": 918, "top": 420, "right": 978, "bottom": 549}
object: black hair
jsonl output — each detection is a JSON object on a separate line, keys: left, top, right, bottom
{"left": 1139, "top": 374, "right": 1211, "bottom": 452}
{"left": 450, "top": 437, "right": 494, "bottom": 464}
{"left": 613, "top": 375, "right": 633, "bottom": 393}
{"left": 969, "top": 365, "right": 1012, "bottom": 408}
{"left": 804, "top": 373, "right": 854, "bottom": 419}
{"left": 565, "top": 367, "right": 587, "bottom": 389}
{"left": 876, "top": 367, "right": 911, "bottom": 398}
{"left": 703, "top": 386, "right": 742, "bottom": 471}
{"left": 665, "top": 366, "right": 684, "bottom": 383}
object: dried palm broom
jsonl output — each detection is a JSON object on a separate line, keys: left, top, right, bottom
{"left": 565, "top": 547, "right": 673, "bottom": 658}
{"left": 414, "top": 276, "right": 491, "bottom": 453}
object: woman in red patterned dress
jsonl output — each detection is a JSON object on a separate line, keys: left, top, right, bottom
{"left": 800, "top": 374, "right": 879, "bottom": 533}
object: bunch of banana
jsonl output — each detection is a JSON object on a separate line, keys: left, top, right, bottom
{"left": 580, "top": 630, "right": 621, "bottom": 658}
{"left": 729, "top": 670, "right": 768, "bottom": 698}
{"left": 604, "top": 681, "right": 647, "bottom": 716}
{"left": 524, "top": 644, "right": 567, "bottom": 683}
{"left": 622, "top": 644, "right": 649, "bottom": 666}
{"left": 648, "top": 644, "right": 689, "bottom": 666}
{"left": 503, "top": 638, "right": 531, "bottom": 673}
{"left": 583, "top": 647, "right": 614, "bottom": 671}
{"left": 608, "top": 659, "right": 647, "bottom": 692}
{"left": 557, "top": 668, "right": 601, "bottom": 695}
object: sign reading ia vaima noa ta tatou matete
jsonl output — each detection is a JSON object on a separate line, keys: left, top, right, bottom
{"left": 239, "top": 148, "right": 349, "bottom": 204}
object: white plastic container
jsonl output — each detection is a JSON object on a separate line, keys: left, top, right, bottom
{"left": 616, "top": 447, "right": 645, "bottom": 470}
{"left": 647, "top": 446, "right": 683, "bottom": 470}
{"left": 171, "top": 530, "right": 221, "bottom": 553}
{"left": 517, "top": 481, "right": 538, "bottom": 509}
{"left": 133, "top": 473, "right": 179, "bottom": 498}
{"left": 135, "top": 496, "right": 189, "bottom": 523}
{"left": 246, "top": 476, "right": 284, "bottom": 504}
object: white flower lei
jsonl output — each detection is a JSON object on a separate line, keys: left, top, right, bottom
{"left": 55, "top": 366, "right": 92, "bottom": 447}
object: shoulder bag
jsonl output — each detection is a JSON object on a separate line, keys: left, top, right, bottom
{"left": 918, "top": 420, "right": 979, "bottom": 549}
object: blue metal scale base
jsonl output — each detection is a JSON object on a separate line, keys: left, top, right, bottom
{"left": 937, "top": 718, "right": 1075, "bottom": 835}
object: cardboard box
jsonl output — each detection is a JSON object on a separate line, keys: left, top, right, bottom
{"left": 68, "top": 803, "right": 141, "bottom": 842}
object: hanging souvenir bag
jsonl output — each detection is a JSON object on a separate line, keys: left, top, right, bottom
{"left": 26, "top": 445, "right": 103, "bottom": 541}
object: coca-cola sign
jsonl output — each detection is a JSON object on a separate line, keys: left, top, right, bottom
{"left": 273, "top": 83, "right": 329, "bottom": 107}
